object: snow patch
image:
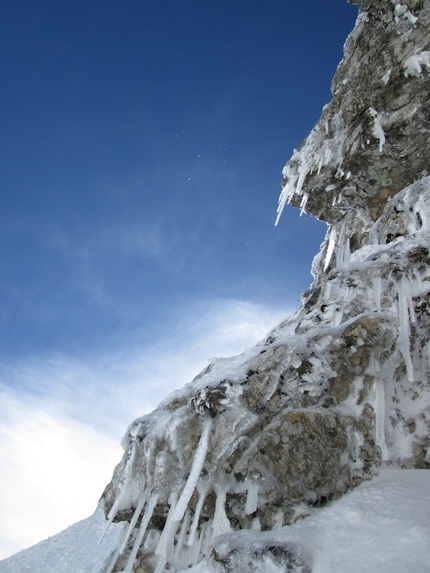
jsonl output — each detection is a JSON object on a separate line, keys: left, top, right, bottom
{"left": 404, "top": 51, "right": 430, "bottom": 76}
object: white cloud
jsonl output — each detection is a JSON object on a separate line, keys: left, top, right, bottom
{"left": 0, "top": 393, "right": 121, "bottom": 560}
{"left": 0, "top": 297, "right": 292, "bottom": 561}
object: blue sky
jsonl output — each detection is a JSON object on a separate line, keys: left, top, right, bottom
{"left": 0, "top": 0, "right": 357, "bottom": 559}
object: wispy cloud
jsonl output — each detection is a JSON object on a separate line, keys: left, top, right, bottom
{"left": 0, "top": 297, "right": 292, "bottom": 560}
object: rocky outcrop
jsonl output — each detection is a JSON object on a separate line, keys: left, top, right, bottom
{"left": 276, "top": 0, "right": 430, "bottom": 225}
{"left": 99, "top": 2, "right": 430, "bottom": 572}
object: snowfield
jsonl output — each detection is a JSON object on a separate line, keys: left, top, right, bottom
{"left": 1, "top": 468, "right": 429, "bottom": 573}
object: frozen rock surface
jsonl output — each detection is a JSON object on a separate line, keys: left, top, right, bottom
{"left": 276, "top": 0, "right": 430, "bottom": 224}
{"left": 96, "top": 2, "right": 430, "bottom": 571}
{"left": 3, "top": 1, "right": 429, "bottom": 571}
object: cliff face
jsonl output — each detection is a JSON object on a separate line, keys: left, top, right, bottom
{"left": 100, "top": 2, "right": 430, "bottom": 572}
{"left": 276, "top": 0, "right": 430, "bottom": 225}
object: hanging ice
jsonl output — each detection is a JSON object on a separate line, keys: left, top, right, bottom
{"left": 323, "top": 227, "right": 337, "bottom": 271}
{"left": 244, "top": 481, "right": 259, "bottom": 515}
{"left": 212, "top": 484, "right": 233, "bottom": 538}
{"left": 172, "top": 419, "right": 213, "bottom": 523}
{"left": 122, "top": 493, "right": 159, "bottom": 573}
{"left": 369, "top": 107, "right": 386, "bottom": 152}
{"left": 397, "top": 278, "right": 414, "bottom": 382}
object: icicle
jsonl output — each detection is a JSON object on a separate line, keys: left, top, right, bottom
{"left": 374, "top": 380, "right": 389, "bottom": 461}
{"left": 172, "top": 419, "right": 212, "bottom": 523}
{"left": 414, "top": 269, "right": 423, "bottom": 292}
{"left": 174, "top": 509, "right": 191, "bottom": 559}
{"left": 100, "top": 439, "right": 139, "bottom": 542}
{"left": 397, "top": 278, "right": 414, "bottom": 381}
{"left": 187, "top": 481, "right": 210, "bottom": 547}
{"left": 276, "top": 160, "right": 309, "bottom": 223}
{"left": 119, "top": 492, "right": 148, "bottom": 555}
{"left": 295, "top": 160, "right": 309, "bottom": 197}
{"left": 299, "top": 192, "right": 309, "bottom": 216}
{"left": 273, "top": 510, "right": 284, "bottom": 530}
{"left": 122, "top": 493, "right": 159, "bottom": 573}
{"left": 194, "top": 519, "right": 212, "bottom": 565}
{"left": 324, "top": 147, "right": 333, "bottom": 164}
{"left": 154, "top": 492, "right": 179, "bottom": 573}
{"left": 372, "top": 276, "right": 382, "bottom": 313}
{"left": 332, "top": 307, "right": 344, "bottom": 327}
{"left": 212, "top": 484, "right": 232, "bottom": 538}
{"left": 104, "top": 526, "right": 132, "bottom": 573}
{"left": 99, "top": 497, "right": 122, "bottom": 543}
{"left": 407, "top": 290, "right": 416, "bottom": 324}
{"left": 335, "top": 220, "right": 349, "bottom": 265}
{"left": 275, "top": 175, "right": 297, "bottom": 226}
{"left": 244, "top": 481, "right": 259, "bottom": 515}
{"left": 323, "top": 227, "right": 337, "bottom": 271}
{"left": 321, "top": 280, "right": 332, "bottom": 303}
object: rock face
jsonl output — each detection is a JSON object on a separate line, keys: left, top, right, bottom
{"left": 100, "top": 2, "right": 430, "bottom": 572}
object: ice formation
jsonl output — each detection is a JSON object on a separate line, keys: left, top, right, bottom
{"left": 96, "top": 172, "right": 430, "bottom": 572}
{"left": 3, "top": 1, "right": 429, "bottom": 572}
{"left": 93, "top": 2, "right": 430, "bottom": 570}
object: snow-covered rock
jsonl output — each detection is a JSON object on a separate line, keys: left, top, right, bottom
{"left": 2, "top": 1, "right": 430, "bottom": 572}
{"left": 276, "top": 0, "right": 430, "bottom": 225}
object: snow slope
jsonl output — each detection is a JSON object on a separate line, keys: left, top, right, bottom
{"left": 0, "top": 507, "right": 125, "bottom": 573}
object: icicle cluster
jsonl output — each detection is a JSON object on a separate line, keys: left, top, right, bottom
{"left": 275, "top": 0, "right": 429, "bottom": 225}
{"left": 275, "top": 111, "right": 355, "bottom": 224}
{"left": 98, "top": 1, "right": 430, "bottom": 570}
{"left": 99, "top": 174, "right": 430, "bottom": 573}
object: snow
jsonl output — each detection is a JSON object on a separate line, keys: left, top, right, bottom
{"left": 244, "top": 481, "right": 259, "bottom": 515}
{"left": 178, "top": 469, "right": 430, "bottom": 573}
{"left": 381, "top": 69, "right": 392, "bottom": 84}
{"left": 0, "top": 505, "right": 125, "bottom": 573}
{"left": 369, "top": 107, "right": 386, "bottom": 152}
{"left": 1, "top": 469, "right": 429, "bottom": 573}
{"left": 403, "top": 51, "right": 430, "bottom": 76}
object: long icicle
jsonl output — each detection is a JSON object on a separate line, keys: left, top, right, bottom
{"left": 154, "top": 492, "right": 179, "bottom": 573}
{"left": 397, "top": 278, "right": 414, "bottom": 381}
{"left": 174, "top": 509, "right": 191, "bottom": 560}
{"left": 123, "top": 493, "right": 159, "bottom": 573}
{"left": 104, "top": 522, "right": 136, "bottom": 573}
{"left": 171, "top": 419, "right": 213, "bottom": 523}
{"left": 187, "top": 481, "right": 210, "bottom": 547}
{"left": 151, "top": 420, "right": 212, "bottom": 573}
{"left": 119, "top": 491, "right": 148, "bottom": 555}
